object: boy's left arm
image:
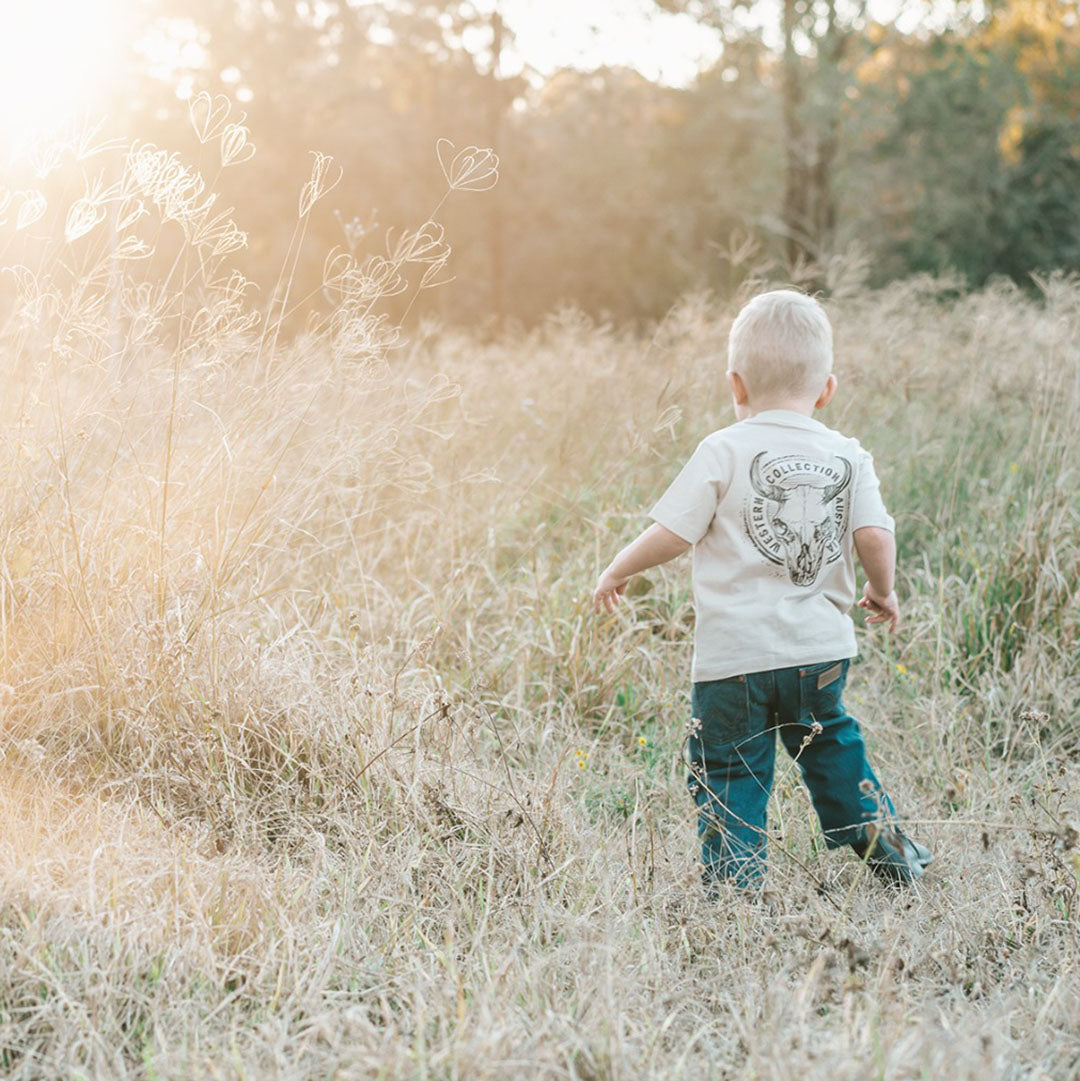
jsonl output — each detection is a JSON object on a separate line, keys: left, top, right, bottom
{"left": 593, "top": 523, "right": 691, "bottom": 613}
{"left": 850, "top": 445, "right": 900, "bottom": 632}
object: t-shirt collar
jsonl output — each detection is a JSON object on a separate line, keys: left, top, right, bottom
{"left": 744, "top": 409, "right": 827, "bottom": 431}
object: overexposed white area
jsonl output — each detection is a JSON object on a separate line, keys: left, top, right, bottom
{"left": 0, "top": 0, "right": 976, "bottom": 162}
{"left": 488, "top": 0, "right": 966, "bottom": 85}
{"left": 0, "top": 0, "right": 125, "bottom": 160}
{"left": 499, "top": 0, "right": 722, "bottom": 86}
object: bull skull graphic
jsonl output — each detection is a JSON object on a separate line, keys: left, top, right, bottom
{"left": 748, "top": 452, "right": 852, "bottom": 586}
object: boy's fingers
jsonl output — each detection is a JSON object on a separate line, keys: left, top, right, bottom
{"left": 865, "top": 606, "right": 900, "bottom": 630}
{"left": 592, "top": 583, "right": 630, "bottom": 615}
{"left": 592, "top": 589, "right": 618, "bottom": 614}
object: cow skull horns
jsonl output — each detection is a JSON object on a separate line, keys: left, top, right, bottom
{"left": 748, "top": 452, "right": 852, "bottom": 502}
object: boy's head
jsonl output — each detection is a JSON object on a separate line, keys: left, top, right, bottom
{"left": 727, "top": 290, "right": 834, "bottom": 408}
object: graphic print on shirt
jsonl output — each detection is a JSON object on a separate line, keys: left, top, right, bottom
{"left": 742, "top": 451, "right": 853, "bottom": 587}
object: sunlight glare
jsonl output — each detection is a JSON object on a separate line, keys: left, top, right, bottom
{"left": 0, "top": 0, "right": 123, "bottom": 159}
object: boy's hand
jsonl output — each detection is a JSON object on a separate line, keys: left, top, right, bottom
{"left": 857, "top": 583, "right": 901, "bottom": 633}
{"left": 593, "top": 569, "right": 630, "bottom": 613}
{"left": 591, "top": 525, "right": 689, "bottom": 615}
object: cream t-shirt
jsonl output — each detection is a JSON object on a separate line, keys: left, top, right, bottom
{"left": 648, "top": 410, "right": 895, "bottom": 682}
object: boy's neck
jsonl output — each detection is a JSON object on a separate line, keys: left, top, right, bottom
{"left": 737, "top": 399, "right": 818, "bottom": 420}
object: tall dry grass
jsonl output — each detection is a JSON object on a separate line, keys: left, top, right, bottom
{"left": 1, "top": 106, "right": 1078, "bottom": 1080}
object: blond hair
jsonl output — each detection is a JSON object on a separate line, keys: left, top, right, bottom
{"left": 727, "top": 290, "right": 833, "bottom": 401}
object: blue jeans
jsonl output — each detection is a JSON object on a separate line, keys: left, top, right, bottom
{"left": 686, "top": 659, "right": 898, "bottom": 887}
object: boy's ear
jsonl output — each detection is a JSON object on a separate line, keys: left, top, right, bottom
{"left": 815, "top": 373, "right": 838, "bottom": 410}
{"left": 727, "top": 370, "right": 750, "bottom": 405}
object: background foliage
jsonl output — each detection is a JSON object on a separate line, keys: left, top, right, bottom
{"left": 11, "top": 0, "right": 1074, "bottom": 325}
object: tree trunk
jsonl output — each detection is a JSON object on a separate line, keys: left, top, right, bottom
{"left": 488, "top": 8, "right": 505, "bottom": 318}
{"left": 781, "top": 0, "right": 811, "bottom": 267}
{"left": 809, "top": 0, "right": 843, "bottom": 259}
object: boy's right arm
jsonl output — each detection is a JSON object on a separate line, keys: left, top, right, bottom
{"left": 854, "top": 525, "right": 901, "bottom": 632}
{"left": 593, "top": 523, "right": 691, "bottom": 613}
{"left": 595, "top": 436, "right": 722, "bottom": 613}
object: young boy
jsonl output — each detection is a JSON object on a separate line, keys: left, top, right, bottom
{"left": 592, "top": 289, "right": 931, "bottom": 889}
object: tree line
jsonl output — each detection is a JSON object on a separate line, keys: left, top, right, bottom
{"left": 24, "top": 0, "right": 1080, "bottom": 324}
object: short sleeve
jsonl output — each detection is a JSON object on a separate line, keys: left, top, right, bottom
{"left": 648, "top": 439, "right": 727, "bottom": 544}
{"left": 850, "top": 446, "right": 895, "bottom": 532}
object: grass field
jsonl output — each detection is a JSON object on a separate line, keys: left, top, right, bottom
{"left": 1, "top": 136, "right": 1079, "bottom": 1079}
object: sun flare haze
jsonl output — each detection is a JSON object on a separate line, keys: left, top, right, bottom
{"left": 0, "top": 0, "right": 124, "bottom": 158}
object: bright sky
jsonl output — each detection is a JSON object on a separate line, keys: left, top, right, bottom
{"left": 498, "top": 0, "right": 723, "bottom": 86}
{"left": 497, "top": 0, "right": 957, "bottom": 83}
{"left": 0, "top": 0, "right": 723, "bottom": 160}
{"left": 0, "top": 0, "right": 957, "bottom": 162}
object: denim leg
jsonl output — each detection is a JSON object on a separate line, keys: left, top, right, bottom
{"left": 775, "top": 660, "right": 898, "bottom": 848}
{"left": 688, "top": 674, "right": 776, "bottom": 887}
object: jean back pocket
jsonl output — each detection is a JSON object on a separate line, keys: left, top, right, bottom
{"left": 797, "top": 659, "right": 849, "bottom": 724}
{"left": 691, "top": 674, "right": 753, "bottom": 749}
